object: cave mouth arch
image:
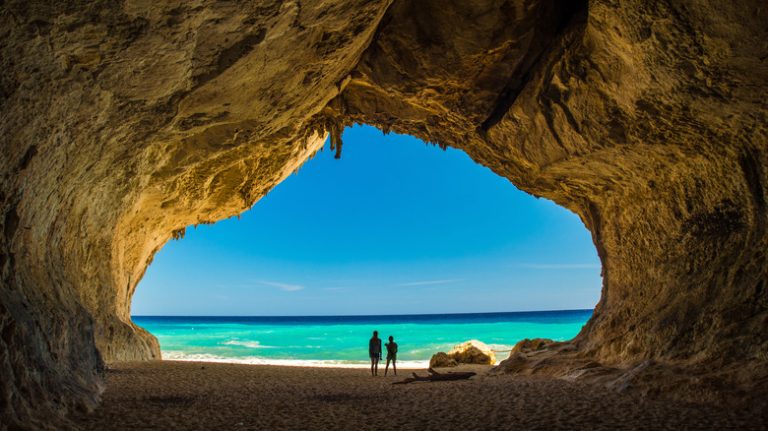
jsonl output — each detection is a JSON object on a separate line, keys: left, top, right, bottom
{"left": 131, "top": 124, "right": 602, "bottom": 365}
{"left": 1, "top": 0, "right": 766, "bottom": 426}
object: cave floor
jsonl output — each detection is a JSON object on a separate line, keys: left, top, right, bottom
{"left": 71, "top": 361, "right": 765, "bottom": 430}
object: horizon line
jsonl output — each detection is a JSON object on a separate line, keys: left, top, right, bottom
{"left": 131, "top": 308, "right": 594, "bottom": 319}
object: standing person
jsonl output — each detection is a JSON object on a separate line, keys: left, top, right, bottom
{"left": 369, "top": 330, "right": 382, "bottom": 376}
{"left": 384, "top": 335, "right": 398, "bottom": 376}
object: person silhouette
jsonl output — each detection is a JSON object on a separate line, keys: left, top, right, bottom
{"left": 369, "top": 330, "right": 382, "bottom": 376}
{"left": 384, "top": 335, "right": 398, "bottom": 376}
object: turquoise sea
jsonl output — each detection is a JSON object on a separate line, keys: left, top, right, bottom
{"left": 133, "top": 310, "right": 592, "bottom": 368}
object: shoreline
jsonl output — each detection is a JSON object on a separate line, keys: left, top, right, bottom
{"left": 160, "top": 353, "right": 430, "bottom": 369}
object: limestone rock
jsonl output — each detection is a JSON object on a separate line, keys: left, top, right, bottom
{"left": 1, "top": 0, "right": 767, "bottom": 426}
{"left": 447, "top": 340, "right": 497, "bottom": 365}
{"left": 511, "top": 338, "right": 556, "bottom": 355}
{"left": 448, "top": 340, "right": 496, "bottom": 365}
{"left": 429, "top": 352, "right": 458, "bottom": 368}
{"left": 494, "top": 352, "right": 532, "bottom": 375}
{"left": 430, "top": 340, "right": 497, "bottom": 367}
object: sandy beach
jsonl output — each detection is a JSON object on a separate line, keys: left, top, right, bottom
{"left": 71, "top": 361, "right": 765, "bottom": 430}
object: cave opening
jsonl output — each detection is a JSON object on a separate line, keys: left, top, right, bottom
{"left": 130, "top": 125, "right": 601, "bottom": 366}
{"left": 2, "top": 0, "right": 766, "bottom": 427}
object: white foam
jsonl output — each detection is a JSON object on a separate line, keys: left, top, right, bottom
{"left": 222, "top": 340, "right": 273, "bottom": 349}
{"left": 487, "top": 343, "right": 515, "bottom": 352}
{"left": 162, "top": 351, "right": 428, "bottom": 369}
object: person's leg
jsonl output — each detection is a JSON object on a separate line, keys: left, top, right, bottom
{"left": 374, "top": 357, "right": 379, "bottom": 375}
{"left": 384, "top": 358, "right": 390, "bottom": 376}
{"left": 393, "top": 357, "right": 397, "bottom": 376}
{"left": 370, "top": 357, "right": 375, "bottom": 376}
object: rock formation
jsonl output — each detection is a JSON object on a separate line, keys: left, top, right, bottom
{"left": 510, "top": 338, "right": 556, "bottom": 355}
{"left": 1, "top": 0, "right": 766, "bottom": 427}
{"left": 430, "top": 340, "right": 497, "bottom": 367}
{"left": 429, "top": 352, "right": 458, "bottom": 368}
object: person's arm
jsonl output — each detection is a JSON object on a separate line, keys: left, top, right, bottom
{"left": 379, "top": 339, "right": 383, "bottom": 359}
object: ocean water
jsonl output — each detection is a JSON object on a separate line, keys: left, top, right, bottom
{"left": 133, "top": 310, "right": 592, "bottom": 368}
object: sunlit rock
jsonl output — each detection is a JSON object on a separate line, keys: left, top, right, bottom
{"left": 429, "top": 352, "right": 458, "bottom": 368}
{"left": 447, "top": 340, "right": 497, "bottom": 365}
{"left": 1, "top": 0, "right": 766, "bottom": 426}
{"left": 431, "top": 340, "right": 497, "bottom": 367}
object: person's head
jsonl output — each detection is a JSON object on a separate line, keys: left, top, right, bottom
{"left": 388, "top": 336, "right": 394, "bottom": 342}
{"left": 372, "top": 330, "right": 378, "bottom": 338}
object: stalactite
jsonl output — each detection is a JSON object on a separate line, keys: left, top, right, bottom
{"left": 329, "top": 121, "right": 343, "bottom": 159}
{"left": 171, "top": 228, "right": 186, "bottom": 240}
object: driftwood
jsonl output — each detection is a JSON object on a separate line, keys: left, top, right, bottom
{"left": 393, "top": 368, "right": 476, "bottom": 385}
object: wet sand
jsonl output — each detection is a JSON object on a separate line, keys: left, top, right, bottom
{"left": 73, "top": 361, "right": 765, "bottom": 430}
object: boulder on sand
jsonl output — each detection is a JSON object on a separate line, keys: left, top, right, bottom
{"left": 430, "top": 340, "right": 496, "bottom": 367}
{"left": 448, "top": 340, "right": 496, "bottom": 365}
{"left": 429, "top": 352, "right": 458, "bottom": 368}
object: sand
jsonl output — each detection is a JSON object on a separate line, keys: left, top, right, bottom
{"left": 72, "top": 361, "right": 765, "bottom": 430}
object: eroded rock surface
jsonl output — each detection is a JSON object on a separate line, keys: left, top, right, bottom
{"left": 430, "top": 340, "right": 497, "bottom": 367}
{"left": 429, "top": 352, "right": 458, "bottom": 368}
{"left": 1, "top": 0, "right": 766, "bottom": 427}
{"left": 439, "top": 340, "right": 497, "bottom": 366}
{"left": 510, "top": 338, "right": 556, "bottom": 355}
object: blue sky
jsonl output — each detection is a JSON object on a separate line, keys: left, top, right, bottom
{"left": 132, "top": 125, "right": 601, "bottom": 316}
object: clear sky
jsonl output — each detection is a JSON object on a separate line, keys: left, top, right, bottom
{"left": 132, "top": 125, "right": 601, "bottom": 316}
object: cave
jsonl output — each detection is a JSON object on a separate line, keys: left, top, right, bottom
{"left": 1, "top": 0, "right": 766, "bottom": 427}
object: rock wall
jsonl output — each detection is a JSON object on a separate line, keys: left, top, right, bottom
{"left": 331, "top": 0, "right": 768, "bottom": 367}
{"left": 1, "top": 0, "right": 766, "bottom": 427}
{"left": 0, "top": 0, "right": 392, "bottom": 427}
